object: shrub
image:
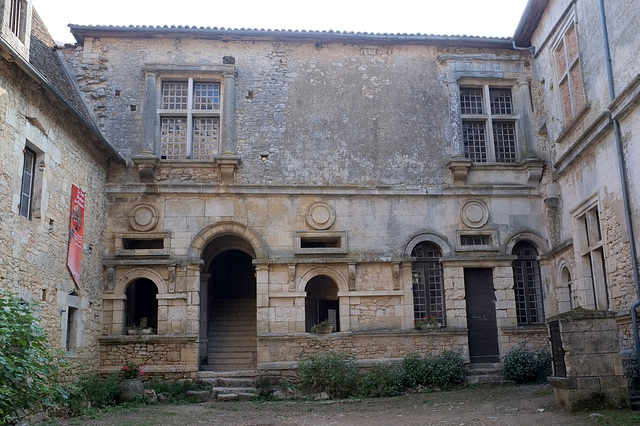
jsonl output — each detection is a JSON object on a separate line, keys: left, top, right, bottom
{"left": 0, "top": 290, "right": 68, "bottom": 424}
{"left": 503, "top": 348, "right": 552, "bottom": 384}
{"left": 402, "top": 352, "right": 466, "bottom": 389}
{"left": 146, "top": 378, "right": 207, "bottom": 402}
{"left": 357, "top": 365, "right": 404, "bottom": 398}
{"left": 298, "top": 352, "right": 359, "bottom": 398}
{"left": 66, "top": 373, "right": 121, "bottom": 412}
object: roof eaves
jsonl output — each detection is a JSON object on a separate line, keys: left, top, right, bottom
{"left": 513, "top": 0, "right": 550, "bottom": 47}
{"left": 69, "top": 24, "right": 514, "bottom": 49}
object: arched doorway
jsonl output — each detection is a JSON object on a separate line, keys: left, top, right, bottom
{"left": 305, "top": 275, "right": 339, "bottom": 332}
{"left": 200, "top": 235, "right": 256, "bottom": 371}
{"left": 125, "top": 278, "right": 158, "bottom": 330}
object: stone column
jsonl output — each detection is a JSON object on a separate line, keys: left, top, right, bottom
{"left": 142, "top": 70, "right": 158, "bottom": 155}
{"left": 515, "top": 78, "right": 536, "bottom": 159}
{"left": 401, "top": 262, "right": 414, "bottom": 330}
{"left": 446, "top": 78, "right": 464, "bottom": 157}
{"left": 221, "top": 71, "right": 237, "bottom": 155}
{"left": 199, "top": 272, "right": 211, "bottom": 361}
{"left": 255, "top": 264, "right": 270, "bottom": 333}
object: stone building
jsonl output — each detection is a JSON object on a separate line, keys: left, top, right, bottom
{"left": 3, "top": 0, "right": 640, "bottom": 388}
{"left": 0, "top": 0, "right": 123, "bottom": 375}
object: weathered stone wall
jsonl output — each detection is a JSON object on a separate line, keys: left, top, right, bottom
{"left": 99, "top": 335, "right": 199, "bottom": 379}
{"left": 0, "top": 58, "right": 112, "bottom": 378}
{"left": 257, "top": 330, "right": 469, "bottom": 365}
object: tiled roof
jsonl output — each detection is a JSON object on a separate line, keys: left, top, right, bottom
{"left": 68, "top": 24, "right": 513, "bottom": 48}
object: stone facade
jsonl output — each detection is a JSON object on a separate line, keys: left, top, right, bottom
{"left": 3, "top": 0, "right": 640, "bottom": 389}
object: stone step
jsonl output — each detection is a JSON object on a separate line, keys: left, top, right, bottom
{"left": 199, "top": 377, "right": 256, "bottom": 387}
{"left": 198, "top": 370, "right": 257, "bottom": 378}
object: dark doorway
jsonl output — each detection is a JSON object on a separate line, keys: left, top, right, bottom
{"left": 464, "top": 268, "right": 500, "bottom": 363}
{"left": 305, "top": 275, "right": 339, "bottom": 332}
{"left": 125, "top": 278, "right": 158, "bottom": 330}
{"left": 203, "top": 248, "right": 256, "bottom": 371}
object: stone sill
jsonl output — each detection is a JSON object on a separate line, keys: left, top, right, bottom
{"left": 501, "top": 325, "right": 547, "bottom": 334}
{"left": 258, "top": 328, "right": 467, "bottom": 340}
{"left": 99, "top": 333, "right": 198, "bottom": 344}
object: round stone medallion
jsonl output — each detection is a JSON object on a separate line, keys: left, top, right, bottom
{"left": 129, "top": 203, "right": 158, "bottom": 231}
{"left": 461, "top": 200, "right": 489, "bottom": 228}
{"left": 306, "top": 202, "right": 336, "bottom": 230}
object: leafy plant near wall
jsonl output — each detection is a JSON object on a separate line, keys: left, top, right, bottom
{"left": 0, "top": 290, "right": 68, "bottom": 424}
{"left": 402, "top": 351, "right": 466, "bottom": 389}
{"left": 502, "top": 348, "right": 552, "bottom": 384}
{"left": 298, "top": 352, "right": 359, "bottom": 398}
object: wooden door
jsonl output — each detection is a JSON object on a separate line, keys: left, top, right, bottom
{"left": 464, "top": 268, "right": 500, "bottom": 363}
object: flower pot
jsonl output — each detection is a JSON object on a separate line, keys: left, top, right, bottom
{"left": 119, "top": 378, "right": 144, "bottom": 402}
{"left": 318, "top": 325, "right": 334, "bottom": 334}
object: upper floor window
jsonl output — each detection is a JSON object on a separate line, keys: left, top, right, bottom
{"left": 9, "top": 0, "right": 26, "bottom": 40}
{"left": 460, "top": 86, "right": 518, "bottom": 163}
{"left": 512, "top": 241, "right": 544, "bottom": 325}
{"left": 159, "top": 79, "right": 220, "bottom": 160}
{"left": 554, "top": 22, "right": 586, "bottom": 123}
{"left": 19, "top": 146, "right": 36, "bottom": 219}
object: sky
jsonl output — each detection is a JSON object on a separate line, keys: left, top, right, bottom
{"left": 32, "top": 0, "right": 529, "bottom": 45}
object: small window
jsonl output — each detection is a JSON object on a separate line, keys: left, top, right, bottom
{"left": 19, "top": 147, "right": 36, "bottom": 219}
{"left": 122, "top": 238, "right": 164, "bottom": 250}
{"left": 460, "top": 235, "right": 490, "bottom": 246}
{"left": 9, "top": 0, "right": 26, "bottom": 41}
{"left": 159, "top": 79, "right": 221, "bottom": 160}
{"left": 460, "top": 86, "right": 518, "bottom": 163}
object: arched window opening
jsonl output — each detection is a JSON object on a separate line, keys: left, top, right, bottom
{"left": 512, "top": 241, "right": 544, "bottom": 325}
{"left": 125, "top": 278, "right": 158, "bottom": 330}
{"left": 305, "top": 275, "right": 339, "bottom": 332}
{"left": 411, "top": 242, "right": 445, "bottom": 327}
{"left": 559, "top": 266, "right": 574, "bottom": 312}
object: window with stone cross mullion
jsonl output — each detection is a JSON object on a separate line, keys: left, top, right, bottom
{"left": 460, "top": 84, "right": 517, "bottom": 163}
{"left": 159, "top": 78, "right": 220, "bottom": 160}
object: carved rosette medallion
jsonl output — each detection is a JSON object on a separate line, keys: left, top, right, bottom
{"left": 461, "top": 200, "right": 489, "bottom": 228}
{"left": 129, "top": 203, "right": 159, "bottom": 231}
{"left": 306, "top": 202, "right": 336, "bottom": 230}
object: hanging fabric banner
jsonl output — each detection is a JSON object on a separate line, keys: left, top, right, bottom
{"left": 67, "top": 184, "right": 85, "bottom": 287}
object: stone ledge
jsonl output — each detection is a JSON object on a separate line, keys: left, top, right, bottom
{"left": 99, "top": 333, "right": 198, "bottom": 344}
{"left": 501, "top": 325, "right": 547, "bottom": 334}
{"left": 257, "top": 328, "right": 468, "bottom": 340}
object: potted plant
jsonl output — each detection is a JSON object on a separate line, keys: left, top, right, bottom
{"left": 119, "top": 361, "right": 145, "bottom": 402}
{"left": 310, "top": 319, "right": 334, "bottom": 334}
{"left": 127, "top": 324, "right": 153, "bottom": 335}
{"left": 414, "top": 315, "right": 440, "bottom": 330}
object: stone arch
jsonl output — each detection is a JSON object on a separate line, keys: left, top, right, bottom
{"left": 557, "top": 259, "right": 574, "bottom": 312}
{"left": 505, "top": 232, "right": 549, "bottom": 256}
{"left": 188, "top": 221, "right": 269, "bottom": 261}
{"left": 404, "top": 232, "right": 452, "bottom": 258}
{"left": 297, "top": 266, "right": 349, "bottom": 294}
{"left": 114, "top": 268, "right": 167, "bottom": 296}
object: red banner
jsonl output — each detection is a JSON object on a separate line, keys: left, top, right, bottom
{"left": 67, "top": 184, "right": 85, "bottom": 288}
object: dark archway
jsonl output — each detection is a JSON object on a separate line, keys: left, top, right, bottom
{"left": 305, "top": 275, "right": 339, "bottom": 332}
{"left": 200, "top": 235, "right": 256, "bottom": 371}
{"left": 125, "top": 278, "right": 158, "bottom": 330}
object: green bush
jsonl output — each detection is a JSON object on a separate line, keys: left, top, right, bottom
{"left": 503, "top": 348, "right": 552, "bottom": 384}
{"left": 66, "top": 373, "right": 121, "bottom": 412}
{"left": 0, "top": 290, "right": 68, "bottom": 424}
{"left": 357, "top": 365, "right": 404, "bottom": 398}
{"left": 402, "top": 352, "right": 466, "bottom": 389}
{"left": 298, "top": 352, "right": 359, "bottom": 398}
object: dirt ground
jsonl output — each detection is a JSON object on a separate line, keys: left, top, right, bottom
{"left": 57, "top": 384, "right": 611, "bottom": 426}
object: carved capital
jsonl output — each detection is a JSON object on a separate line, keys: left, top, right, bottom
{"left": 447, "top": 157, "right": 472, "bottom": 185}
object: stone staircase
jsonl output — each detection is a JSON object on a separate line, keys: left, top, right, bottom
{"left": 202, "top": 298, "right": 257, "bottom": 371}
{"left": 198, "top": 370, "right": 258, "bottom": 401}
{"left": 466, "top": 363, "right": 515, "bottom": 385}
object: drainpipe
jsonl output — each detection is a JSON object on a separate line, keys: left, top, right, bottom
{"left": 598, "top": 0, "right": 640, "bottom": 372}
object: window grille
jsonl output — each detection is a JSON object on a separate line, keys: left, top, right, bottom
{"left": 460, "top": 86, "right": 517, "bottom": 163}
{"left": 159, "top": 79, "right": 220, "bottom": 160}
{"left": 411, "top": 242, "right": 445, "bottom": 327}
{"left": 9, "top": 0, "right": 23, "bottom": 39}
{"left": 460, "top": 235, "right": 489, "bottom": 246}
{"left": 512, "top": 241, "right": 544, "bottom": 325}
